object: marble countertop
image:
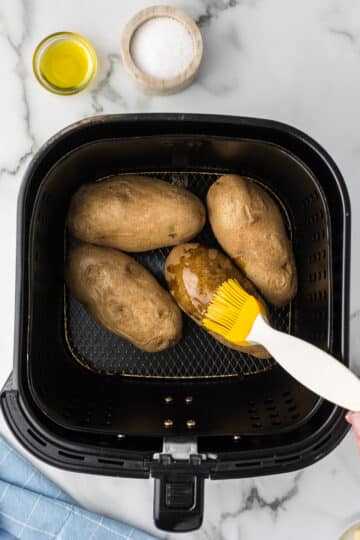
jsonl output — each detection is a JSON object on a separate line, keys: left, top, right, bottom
{"left": 1, "top": 0, "right": 360, "bottom": 538}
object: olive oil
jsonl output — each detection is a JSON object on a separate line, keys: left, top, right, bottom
{"left": 33, "top": 32, "right": 97, "bottom": 94}
{"left": 39, "top": 39, "right": 90, "bottom": 90}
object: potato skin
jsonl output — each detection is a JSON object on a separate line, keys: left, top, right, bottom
{"left": 207, "top": 175, "right": 297, "bottom": 306}
{"left": 165, "top": 243, "right": 270, "bottom": 359}
{"left": 66, "top": 244, "right": 182, "bottom": 352}
{"left": 67, "top": 175, "right": 206, "bottom": 252}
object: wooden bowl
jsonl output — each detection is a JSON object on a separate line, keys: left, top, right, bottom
{"left": 120, "top": 5, "right": 203, "bottom": 95}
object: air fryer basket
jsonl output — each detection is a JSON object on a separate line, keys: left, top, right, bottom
{"left": 65, "top": 170, "right": 293, "bottom": 378}
{"left": 1, "top": 115, "right": 350, "bottom": 533}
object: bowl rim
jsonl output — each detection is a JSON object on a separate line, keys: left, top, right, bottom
{"left": 32, "top": 31, "right": 98, "bottom": 95}
{"left": 120, "top": 5, "right": 203, "bottom": 95}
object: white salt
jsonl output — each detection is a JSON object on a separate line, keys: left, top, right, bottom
{"left": 130, "top": 16, "right": 194, "bottom": 80}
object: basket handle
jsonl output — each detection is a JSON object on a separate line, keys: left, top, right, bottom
{"left": 153, "top": 471, "right": 205, "bottom": 532}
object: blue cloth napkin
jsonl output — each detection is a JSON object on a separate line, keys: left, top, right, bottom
{"left": 0, "top": 436, "right": 157, "bottom": 540}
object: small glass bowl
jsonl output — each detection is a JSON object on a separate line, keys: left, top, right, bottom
{"left": 32, "top": 31, "right": 97, "bottom": 95}
{"left": 337, "top": 514, "right": 360, "bottom": 540}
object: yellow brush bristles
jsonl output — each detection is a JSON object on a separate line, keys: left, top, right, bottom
{"left": 202, "top": 279, "right": 265, "bottom": 344}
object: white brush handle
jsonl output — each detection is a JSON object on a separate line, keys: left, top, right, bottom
{"left": 249, "top": 315, "right": 360, "bottom": 411}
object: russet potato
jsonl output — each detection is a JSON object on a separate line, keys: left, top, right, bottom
{"left": 165, "top": 243, "right": 270, "bottom": 359}
{"left": 66, "top": 244, "right": 182, "bottom": 352}
{"left": 207, "top": 175, "right": 297, "bottom": 306}
{"left": 67, "top": 175, "right": 206, "bottom": 252}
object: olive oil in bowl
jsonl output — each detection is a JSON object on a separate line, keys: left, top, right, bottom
{"left": 33, "top": 32, "right": 97, "bottom": 95}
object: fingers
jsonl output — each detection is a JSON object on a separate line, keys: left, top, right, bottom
{"left": 345, "top": 411, "right": 360, "bottom": 452}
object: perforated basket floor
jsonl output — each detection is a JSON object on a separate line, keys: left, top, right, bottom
{"left": 64, "top": 171, "right": 292, "bottom": 378}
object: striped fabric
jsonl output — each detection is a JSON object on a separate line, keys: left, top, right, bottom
{"left": 0, "top": 436, "right": 157, "bottom": 540}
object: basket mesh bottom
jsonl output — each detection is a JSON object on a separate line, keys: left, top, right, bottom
{"left": 65, "top": 171, "right": 291, "bottom": 378}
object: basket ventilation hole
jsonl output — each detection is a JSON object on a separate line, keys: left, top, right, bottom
{"left": 301, "top": 190, "right": 320, "bottom": 208}
{"left": 288, "top": 405, "right": 297, "bottom": 413}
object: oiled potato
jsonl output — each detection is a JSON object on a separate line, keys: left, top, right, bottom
{"left": 67, "top": 175, "right": 206, "bottom": 252}
{"left": 66, "top": 244, "right": 182, "bottom": 352}
{"left": 165, "top": 243, "right": 270, "bottom": 359}
{"left": 207, "top": 175, "right": 297, "bottom": 306}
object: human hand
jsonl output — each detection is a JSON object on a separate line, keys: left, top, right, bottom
{"left": 346, "top": 411, "right": 360, "bottom": 451}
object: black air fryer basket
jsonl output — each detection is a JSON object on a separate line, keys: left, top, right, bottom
{"left": 1, "top": 114, "right": 350, "bottom": 532}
